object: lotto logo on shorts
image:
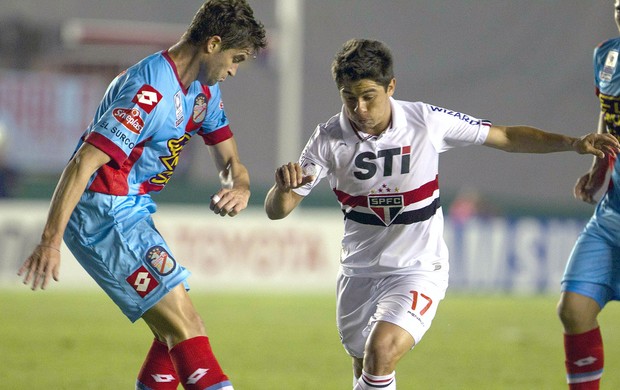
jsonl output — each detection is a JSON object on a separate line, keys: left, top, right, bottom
{"left": 132, "top": 84, "right": 162, "bottom": 114}
{"left": 126, "top": 266, "right": 158, "bottom": 298}
{"left": 146, "top": 245, "right": 176, "bottom": 275}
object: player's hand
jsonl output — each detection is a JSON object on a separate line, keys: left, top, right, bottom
{"left": 572, "top": 133, "right": 620, "bottom": 158}
{"left": 18, "top": 244, "right": 61, "bottom": 290}
{"left": 209, "top": 187, "right": 250, "bottom": 217}
{"left": 275, "top": 162, "right": 315, "bottom": 191}
{"left": 574, "top": 167, "right": 607, "bottom": 204}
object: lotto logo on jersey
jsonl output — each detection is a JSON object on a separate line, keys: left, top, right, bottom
{"left": 132, "top": 84, "right": 163, "bottom": 114}
{"left": 146, "top": 245, "right": 176, "bottom": 275}
{"left": 113, "top": 107, "right": 144, "bottom": 134}
{"left": 126, "top": 266, "right": 158, "bottom": 298}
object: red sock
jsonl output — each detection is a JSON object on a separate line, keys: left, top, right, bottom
{"left": 564, "top": 327, "right": 604, "bottom": 390}
{"left": 136, "top": 339, "right": 179, "bottom": 389}
{"left": 169, "top": 336, "right": 232, "bottom": 390}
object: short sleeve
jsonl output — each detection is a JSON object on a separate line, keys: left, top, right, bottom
{"left": 198, "top": 84, "right": 233, "bottom": 145}
{"left": 293, "top": 126, "right": 330, "bottom": 197}
{"left": 85, "top": 79, "right": 168, "bottom": 168}
{"left": 423, "top": 103, "right": 491, "bottom": 153}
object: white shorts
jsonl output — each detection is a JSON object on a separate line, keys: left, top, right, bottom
{"left": 336, "top": 271, "right": 447, "bottom": 358}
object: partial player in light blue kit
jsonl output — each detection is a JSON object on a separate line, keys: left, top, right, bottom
{"left": 557, "top": 2, "right": 620, "bottom": 389}
{"left": 18, "top": 1, "right": 266, "bottom": 389}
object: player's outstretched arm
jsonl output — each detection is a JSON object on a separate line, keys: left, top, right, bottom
{"left": 483, "top": 125, "right": 619, "bottom": 156}
{"left": 264, "top": 162, "right": 312, "bottom": 220}
{"left": 18, "top": 143, "right": 110, "bottom": 290}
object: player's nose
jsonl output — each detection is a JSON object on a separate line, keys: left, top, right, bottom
{"left": 354, "top": 100, "right": 367, "bottom": 114}
{"left": 228, "top": 63, "right": 239, "bottom": 77}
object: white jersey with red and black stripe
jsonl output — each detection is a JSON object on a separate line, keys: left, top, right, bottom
{"left": 294, "top": 98, "right": 490, "bottom": 277}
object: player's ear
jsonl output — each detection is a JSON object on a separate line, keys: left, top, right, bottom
{"left": 205, "top": 36, "right": 222, "bottom": 53}
{"left": 387, "top": 78, "right": 396, "bottom": 97}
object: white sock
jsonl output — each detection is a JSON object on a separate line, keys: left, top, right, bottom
{"left": 353, "top": 370, "right": 396, "bottom": 389}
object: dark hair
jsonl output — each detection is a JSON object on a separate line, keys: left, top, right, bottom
{"left": 185, "top": 0, "right": 267, "bottom": 54}
{"left": 331, "top": 39, "right": 394, "bottom": 90}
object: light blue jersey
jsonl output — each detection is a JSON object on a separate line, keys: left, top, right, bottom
{"left": 561, "top": 38, "right": 620, "bottom": 308}
{"left": 78, "top": 50, "right": 232, "bottom": 195}
{"left": 64, "top": 51, "right": 234, "bottom": 321}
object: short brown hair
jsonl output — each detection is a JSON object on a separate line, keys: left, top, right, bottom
{"left": 185, "top": 0, "right": 267, "bottom": 54}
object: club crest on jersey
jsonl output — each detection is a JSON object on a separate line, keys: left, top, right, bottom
{"left": 368, "top": 191, "right": 404, "bottom": 226}
{"left": 146, "top": 245, "right": 176, "bottom": 275}
{"left": 132, "top": 84, "right": 162, "bottom": 114}
{"left": 193, "top": 93, "right": 207, "bottom": 123}
{"left": 601, "top": 49, "right": 619, "bottom": 82}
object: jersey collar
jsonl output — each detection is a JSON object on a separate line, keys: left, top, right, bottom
{"left": 161, "top": 50, "right": 189, "bottom": 95}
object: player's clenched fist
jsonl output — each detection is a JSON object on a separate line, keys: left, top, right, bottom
{"left": 275, "top": 162, "right": 315, "bottom": 191}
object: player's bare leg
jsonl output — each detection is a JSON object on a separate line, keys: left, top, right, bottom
{"left": 557, "top": 292, "right": 603, "bottom": 389}
{"left": 142, "top": 284, "right": 206, "bottom": 346}
{"left": 139, "top": 284, "right": 232, "bottom": 390}
{"left": 353, "top": 321, "right": 414, "bottom": 389}
{"left": 352, "top": 356, "right": 363, "bottom": 382}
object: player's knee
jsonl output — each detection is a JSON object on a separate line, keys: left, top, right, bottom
{"left": 557, "top": 299, "right": 595, "bottom": 332}
{"left": 363, "top": 339, "right": 400, "bottom": 374}
{"left": 557, "top": 299, "right": 574, "bottom": 323}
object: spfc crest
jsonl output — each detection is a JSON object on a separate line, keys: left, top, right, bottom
{"left": 368, "top": 194, "right": 404, "bottom": 226}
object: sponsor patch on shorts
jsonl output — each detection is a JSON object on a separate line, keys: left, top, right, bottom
{"left": 146, "top": 245, "right": 176, "bottom": 275}
{"left": 126, "top": 266, "right": 158, "bottom": 298}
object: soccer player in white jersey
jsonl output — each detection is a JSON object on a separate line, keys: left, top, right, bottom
{"left": 557, "top": 1, "right": 620, "bottom": 389}
{"left": 18, "top": 1, "right": 265, "bottom": 389}
{"left": 264, "top": 39, "right": 620, "bottom": 390}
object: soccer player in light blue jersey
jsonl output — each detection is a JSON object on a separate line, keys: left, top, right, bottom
{"left": 557, "top": 1, "right": 620, "bottom": 389}
{"left": 18, "top": 1, "right": 266, "bottom": 389}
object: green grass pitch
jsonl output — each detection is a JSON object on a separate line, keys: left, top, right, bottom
{"left": 2, "top": 290, "right": 619, "bottom": 389}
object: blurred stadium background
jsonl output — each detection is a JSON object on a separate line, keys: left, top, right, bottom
{"left": 1, "top": 1, "right": 620, "bottom": 389}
